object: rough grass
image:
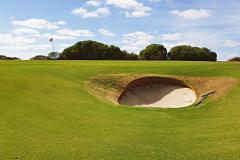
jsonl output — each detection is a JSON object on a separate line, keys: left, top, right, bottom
{"left": 1, "top": 60, "right": 240, "bottom": 160}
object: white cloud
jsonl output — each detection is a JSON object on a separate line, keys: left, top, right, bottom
{"left": 57, "top": 21, "right": 66, "bottom": 25}
{"left": 170, "top": 9, "right": 211, "bottom": 20}
{"left": 98, "top": 28, "right": 115, "bottom": 37}
{"left": 148, "top": 0, "right": 172, "bottom": 2}
{"left": 72, "top": 7, "right": 110, "bottom": 18}
{"left": 12, "top": 18, "right": 66, "bottom": 29}
{"left": 33, "top": 33, "right": 75, "bottom": 40}
{"left": 1, "top": 20, "right": 89, "bottom": 59}
{"left": 50, "top": 35, "right": 75, "bottom": 40}
{"left": 57, "top": 28, "right": 94, "bottom": 37}
{"left": 0, "top": 30, "right": 75, "bottom": 59}
{"left": 148, "top": 0, "right": 161, "bottom": 2}
{"left": 21, "top": 28, "right": 93, "bottom": 40}
{"left": 13, "top": 27, "right": 39, "bottom": 35}
{"left": 177, "top": 31, "right": 221, "bottom": 49}
{"left": 86, "top": 0, "right": 102, "bottom": 7}
{"left": 0, "top": 43, "right": 52, "bottom": 60}
{"left": 121, "top": 31, "right": 154, "bottom": 53}
{"left": 162, "top": 41, "right": 199, "bottom": 51}
{"left": 160, "top": 33, "right": 182, "bottom": 41}
{"left": 0, "top": 44, "right": 50, "bottom": 50}
{"left": 0, "top": 33, "right": 52, "bottom": 59}
{"left": 224, "top": 40, "right": 240, "bottom": 47}
{"left": 0, "top": 33, "right": 66, "bottom": 59}
{"left": 158, "top": 31, "right": 224, "bottom": 52}
{"left": 13, "top": 32, "right": 66, "bottom": 40}
{"left": 0, "top": 33, "right": 35, "bottom": 46}
{"left": 218, "top": 52, "right": 239, "bottom": 61}
{"left": 106, "top": 0, "right": 152, "bottom": 17}
{"left": 58, "top": 43, "right": 72, "bottom": 52}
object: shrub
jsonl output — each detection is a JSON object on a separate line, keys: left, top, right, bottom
{"left": 168, "top": 45, "right": 217, "bottom": 61}
{"left": 228, "top": 57, "right": 240, "bottom": 61}
{"left": 48, "top": 52, "right": 61, "bottom": 60}
{"left": 30, "top": 55, "right": 49, "bottom": 60}
{"left": 139, "top": 44, "right": 167, "bottom": 60}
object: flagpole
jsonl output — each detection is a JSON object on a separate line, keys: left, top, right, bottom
{"left": 52, "top": 40, "right": 55, "bottom": 53}
{"left": 49, "top": 38, "right": 55, "bottom": 53}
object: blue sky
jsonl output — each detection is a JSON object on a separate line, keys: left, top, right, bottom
{"left": 0, "top": 0, "right": 240, "bottom": 60}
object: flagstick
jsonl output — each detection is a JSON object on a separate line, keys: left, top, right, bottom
{"left": 51, "top": 40, "right": 55, "bottom": 53}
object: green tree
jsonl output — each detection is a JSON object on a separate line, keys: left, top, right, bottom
{"left": 139, "top": 44, "right": 167, "bottom": 60}
{"left": 60, "top": 40, "right": 138, "bottom": 60}
{"left": 124, "top": 52, "right": 139, "bottom": 60}
{"left": 168, "top": 45, "right": 217, "bottom": 61}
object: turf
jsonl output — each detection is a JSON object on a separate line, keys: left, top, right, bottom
{"left": 0, "top": 60, "right": 240, "bottom": 160}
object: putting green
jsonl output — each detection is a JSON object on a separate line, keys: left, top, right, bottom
{"left": 0, "top": 60, "right": 240, "bottom": 160}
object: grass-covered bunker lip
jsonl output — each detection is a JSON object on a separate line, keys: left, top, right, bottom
{"left": 118, "top": 77, "right": 197, "bottom": 108}
{"left": 87, "top": 74, "right": 237, "bottom": 108}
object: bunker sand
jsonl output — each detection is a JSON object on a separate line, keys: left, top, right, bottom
{"left": 119, "top": 84, "right": 196, "bottom": 108}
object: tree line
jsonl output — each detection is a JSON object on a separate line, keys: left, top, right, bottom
{"left": 0, "top": 55, "right": 20, "bottom": 60}
{"left": 228, "top": 57, "right": 240, "bottom": 61}
{"left": 0, "top": 40, "right": 222, "bottom": 62}
{"left": 31, "top": 40, "right": 218, "bottom": 61}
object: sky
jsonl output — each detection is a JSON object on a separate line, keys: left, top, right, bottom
{"left": 0, "top": 0, "right": 240, "bottom": 60}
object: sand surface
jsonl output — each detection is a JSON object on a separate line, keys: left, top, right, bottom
{"left": 119, "top": 84, "right": 197, "bottom": 108}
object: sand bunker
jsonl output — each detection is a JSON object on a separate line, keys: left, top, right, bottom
{"left": 118, "top": 77, "right": 197, "bottom": 108}
{"left": 88, "top": 75, "right": 237, "bottom": 108}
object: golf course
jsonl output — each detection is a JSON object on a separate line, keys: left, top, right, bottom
{"left": 1, "top": 60, "right": 240, "bottom": 160}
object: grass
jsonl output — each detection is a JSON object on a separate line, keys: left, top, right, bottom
{"left": 0, "top": 60, "right": 240, "bottom": 160}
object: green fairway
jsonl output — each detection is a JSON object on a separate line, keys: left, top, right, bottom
{"left": 1, "top": 60, "right": 240, "bottom": 160}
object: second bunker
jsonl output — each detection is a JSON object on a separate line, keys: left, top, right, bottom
{"left": 118, "top": 77, "right": 197, "bottom": 108}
